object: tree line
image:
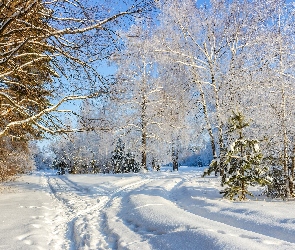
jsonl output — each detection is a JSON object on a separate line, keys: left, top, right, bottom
{"left": 51, "top": 0, "right": 295, "bottom": 200}
{"left": 2, "top": 0, "right": 295, "bottom": 201}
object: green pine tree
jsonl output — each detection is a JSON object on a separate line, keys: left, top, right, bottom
{"left": 125, "top": 151, "right": 140, "bottom": 173}
{"left": 111, "top": 138, "right": 126, "bottom": 173}
{"left": 218, "top": 111, "right": 270, "bottom": 200}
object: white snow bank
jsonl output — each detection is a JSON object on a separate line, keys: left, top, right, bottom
{"left": 0, "top": 169, "right": 295, "bottom": 250}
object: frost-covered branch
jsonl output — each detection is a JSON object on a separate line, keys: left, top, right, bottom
{"left": 0, "top": 92, "right": 103, "bottom": 137}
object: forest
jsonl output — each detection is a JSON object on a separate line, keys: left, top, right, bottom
{"left": 1, "top": 0, "right": 295, "bottom": 201}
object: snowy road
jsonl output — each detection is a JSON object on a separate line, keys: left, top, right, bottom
{"left": 1, "top": 169, "right": 295, "bottom": 249}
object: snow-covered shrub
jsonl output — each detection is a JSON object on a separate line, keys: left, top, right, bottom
{"left": 125, "top": 151, "right": 140, "bottom": 173}
{"left": 264, "top": 164, "right": 295, "bottom": 199}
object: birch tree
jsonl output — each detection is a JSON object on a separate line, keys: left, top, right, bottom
{"left": 155, "top": 0, "right": 282, "bottom": 176}
{"left": 112, "top": 25, "right": 164, "bottom": 171}
{"left": 156, "top": 0, "right": 234, "bottom": 174}
{"left": 155, "top": 54, "right": 200, "bottom": 170}
{"left": 252, "top": 1, "right": 295, "bottom": 198}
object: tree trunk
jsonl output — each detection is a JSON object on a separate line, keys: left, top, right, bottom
{"left": 172, "top": 141, "right": 179, "bottom": 171}
{"left": 239, "top": 128, "right": 245, "bottom": 200}
{"left": 193, "top": 72, "right": 217, "bottom": 165}
{"left": 141, "top": 93, "right": 148, "bottom": 171}
{"left": 278, "top": 13, "right": 290, "bottom": 198}
{"left": 206, "top": 58, "right": 224, "bottom": 176}
{"left": 210, "top": 69, "right": 224, "bottom": 176}
{"left": 290, "top": 144, "right": 295, "bottom": 196}
{"left": 140, "top": 59, "right": 148, "bottom": 172}
{"left": 152, "top": 157, "right": 156, "bottom": 170}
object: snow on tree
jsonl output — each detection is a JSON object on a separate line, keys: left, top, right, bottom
{"left": 110, "top": 23, "right": 167, "bottom": 171}
{"left": 226, "top": 0, "right": 295, "bottom": 199}
{"left": 111, "top": 138, "right": 126, "bottom": 174}
{"left": 110, "top": 10, "right": 204, "bottom": 172}
{"left": 110, "top": 138, "right": 140, "bottom": 174}
{"left": 0, "top": 0, "right": 155, "bottom": 181}
{"left": 154, "top": 0, "right": 255, "bottom": 174}
{"left": 207, "top": 111, "right": 271, "bottom": 201}
{"left": 125, "top": 150, "right": 140, "bottom": 173}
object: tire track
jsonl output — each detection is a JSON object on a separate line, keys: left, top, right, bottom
{"left": 45, "top": 174, "right": 152, "bottom": 250}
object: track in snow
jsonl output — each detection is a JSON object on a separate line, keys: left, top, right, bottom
{"left": 35, "top": 171, "right": 295, "bottom": 250}
{"left": 45, "top": 174, "right": 151, "bottom": 249}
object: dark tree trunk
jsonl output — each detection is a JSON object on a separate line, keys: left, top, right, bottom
{"left": 141, "top": 93, "right": 147, "bottom": 171}
{"left": 172, "top": 141, "right": 179, "bottom": 171}
{"left": 290, "top": 144, "right": 295, "bottom": 196}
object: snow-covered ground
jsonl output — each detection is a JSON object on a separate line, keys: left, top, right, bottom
{"left": 1, "top": 168, "right": 295, "bottom": 250}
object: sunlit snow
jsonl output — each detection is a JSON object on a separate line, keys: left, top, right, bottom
{"left": 1, "top": 168, "right": 295, "bottom": 250}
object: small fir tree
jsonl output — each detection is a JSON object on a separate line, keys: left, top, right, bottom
{"left": 213, "top": 112, "right": 270, "bottom": 200}
{"left": 152, "top": 157, "right": 160, "bottom": 171}
{"left": 125, "top": 151, "right": 140, "bottom": 173}
{"left": 111, "top": 138, "right": 126, "bottom": 173}
{"left": 264, "top": 159, "right": 294, "bottom": 199}
{"left": 266, "top": 165, "right": 286, "bottom": 198}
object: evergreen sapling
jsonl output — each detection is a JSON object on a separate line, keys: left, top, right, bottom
{"left": 211, "top": 112, "right": 270, "bottom": 200}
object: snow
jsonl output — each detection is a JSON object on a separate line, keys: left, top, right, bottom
{"left": 254, "top": 143, "right": 259, "bottom": 152}
{"left": 1, "top": 168, "right": 295, "bottom": 250}
{"left": 228, "top": 142, "right": 235, "bottom": 152}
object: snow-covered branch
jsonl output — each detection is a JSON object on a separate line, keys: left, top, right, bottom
{"left": 0, "top": 92, "right": 103, "bottom": 137}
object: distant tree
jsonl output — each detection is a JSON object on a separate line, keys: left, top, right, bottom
{"left": 265, "top": 2, "right": 295, "bottom": 199}
{"left": 111, "top": 138, "right": 126, "bottom": 173}
{"left": 110, "top": 138, "right": 140, "bottom": 173}
{"left": 111, "top": 24, "right": 166, "bottom": 171}
{"left": 151, "top": 156, "right": 160, "bottom": 171}
{"left": 125, "top": 150, "right": 140, "bottom": 173}
{"left": 0, "top": 138, "right": 35, "bottom": 182}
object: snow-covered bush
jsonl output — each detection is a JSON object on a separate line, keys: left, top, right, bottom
{"left": 125, "top": 151, "right": 140, "bottom": 173}
{"left": 265, "top": 165, "right": 286, "bottom": 198}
